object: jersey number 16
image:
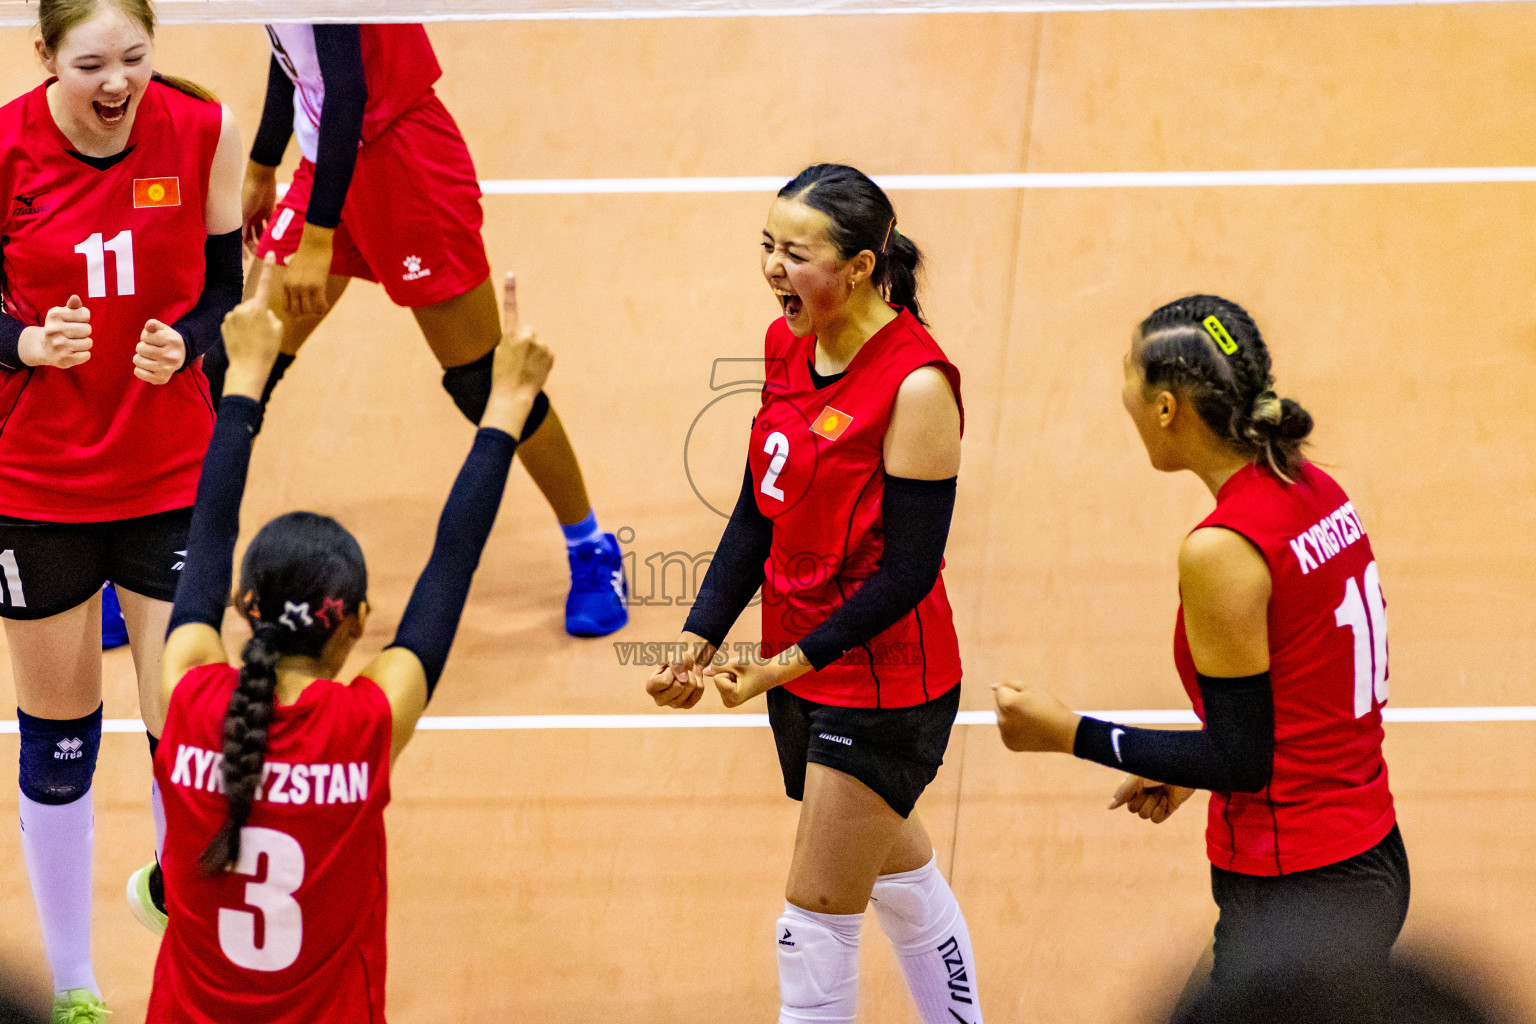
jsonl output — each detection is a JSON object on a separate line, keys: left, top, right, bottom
{"left": 1334, "top": 560, "right": 1387, "bottom": 719}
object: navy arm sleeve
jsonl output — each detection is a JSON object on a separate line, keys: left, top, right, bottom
{"left": 0, "top": 311, "right": 23, "bottom": 371}
{"left": 389, "top": 428, "right": 519, "bottom": 695}
{"left": 1073, "top": 672, "right": 1275, "bottom": 792}
{"left": 167, "top": 396, "right": 264, "bottom": 634}
{"left": 795, "top": 474, "right": 956, "bottom": 671}
{"left": 249, "top": 55, "right": 295, "bottom": 168}
{"left": 683, "top": 461, "right": 774, "bottom": 648}
{"left": 172, "top": 230, "right": 243, "bottom": 370}
{"left": 305, "top": 25, "right": 367, "bottom": 230}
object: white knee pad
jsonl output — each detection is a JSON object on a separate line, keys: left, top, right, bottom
{"left": 871, "top": 855, "right": 958, "bottom": 949}
{"left": 871, "top": 856, "right": 984, "bottom": 1024}
{"left": 776, "top": 903, "right": 862, "bottom": 1024}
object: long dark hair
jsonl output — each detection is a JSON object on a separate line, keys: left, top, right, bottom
{"left": 778, "top": 163, "right": 927, "bottom": 325}
{"left": 199, "top": 512, "right": 368, "bottom": 874}
{"left": 1136, "top": 294, "right": 1314, "bottom": 483}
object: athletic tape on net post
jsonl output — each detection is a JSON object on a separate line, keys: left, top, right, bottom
{"left": 3, "top": 708, "right": 1536, "bottom": 734}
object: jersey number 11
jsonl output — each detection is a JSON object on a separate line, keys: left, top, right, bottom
{"left": 73, "top": 230, "right": 135, "bottom": 298}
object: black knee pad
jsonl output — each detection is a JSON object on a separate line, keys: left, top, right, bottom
{"left": 440, "top": 351, "right": 550, "bottom": 439}
{"left": 441, "top": 351, "right": 494, "bottom": 424}
{"left": 18, "top": 705, "right": 102, "bottom": 805}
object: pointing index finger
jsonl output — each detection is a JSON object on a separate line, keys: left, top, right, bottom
{"left": 502, "top": 272, "right": 518, "bottom": 331}
{"left": 251, "top": 252, "right": 278, "bottom": 308}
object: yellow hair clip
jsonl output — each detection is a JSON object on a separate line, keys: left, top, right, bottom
{"left": 1202, "top": 315, "right": 1239, "bottom": 356}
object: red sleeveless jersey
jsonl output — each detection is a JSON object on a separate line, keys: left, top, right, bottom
{"left": 265, "top": 24, "right": 442, "bottom": 165}
{"left": 149, "top": 663, "right": 393, "bottom": 1023}
{"left": 1175, "top": 462, "right": 1396, "bottom": 876}
{"left": 752, "top": 308, "right": 964, "bottom": 709}
{"left": 0, "top": 79, "right": 218, "bottom": 521}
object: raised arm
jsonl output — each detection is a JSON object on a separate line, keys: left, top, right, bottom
{"left": 160, "top": 258, "right": 285, "bottom": 705}
{"left": 365, "top": 274, "right": 552, "bottom": 761}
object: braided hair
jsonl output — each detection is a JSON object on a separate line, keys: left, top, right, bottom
{"left": 1135, "top": 295, "right": 1314, "bottom": 483}
{"left": 199, "top": 512, "right": 368, "bottom": 874}
{"left": 778, "top": 164, "right": 927, "bottom": 326}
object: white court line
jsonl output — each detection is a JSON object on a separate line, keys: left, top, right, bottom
{"left": 267, "top": 168, "right": 1536, "bottom": 202}
{"left": 0, "top": 0, "right": 1525, "bottom": 26}
{"left": 2, "top": 708, "right": 1534, "bottom": 734}
{"left": 477, "top": 168, "right": 1536, "bottom": 194}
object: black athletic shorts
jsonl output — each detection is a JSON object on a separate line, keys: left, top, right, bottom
{"left": 766, "top": 683, "right": 961, "bottom": 819}
{"left": 0, "top": 507, "right": 193, "bottom": 620}
{"left": 1208, "top": 823, "right": 1410, "bottom": 991}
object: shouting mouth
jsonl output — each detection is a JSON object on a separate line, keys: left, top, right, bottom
{"left": 774, "top": 289, "right": 803, "bottom": 318}
{"left": 93, "top": 98, "right": 129, "bottom": 125}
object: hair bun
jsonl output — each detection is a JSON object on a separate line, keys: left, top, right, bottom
{"left": 1276, "top": 397, "right": 1314, "bottom": 441}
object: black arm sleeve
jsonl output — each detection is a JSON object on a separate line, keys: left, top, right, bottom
{"left": 389, "top": 428, "right": 519, "bottom": 695}
{"left": 0, "top": 311, "right": 23, "bottom": 371}
{"left": 683, "top": 461, "right": 774, "bottom": 648}
{"left": 167, "top": 396, "right": 264, "bottom": 634}
{"left": 171, "top": 230, "right": 243, "bottom": 371}
{"left": 1073, "top": 672, "right": 1275, "bottom": 792}
{"left": 249, "top": 55, "right": 295, "bottom": 168}
{"left": 795, "top": 474, "right": 956, "bottom": 671}
{"left": 305, "top": 25, "right": 367, "bottom": 230}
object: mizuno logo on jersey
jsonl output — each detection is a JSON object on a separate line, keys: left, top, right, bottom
{"left": 12, "top": 188, "right": 52, "bottom": 216}
{"left": 133, "top": 177, "right": 180, "bottom": 209}
{"left": 810, "top": 405, "right": 854, "bottom": 442}
{"left": 55, "top": 737, "right": 84, "bottom": 760}
{"left": 1289, "top": 500, "right": 1365, "bottom": 575}
{"left": 170, "top": 743, "right": 370, "bottom": 806}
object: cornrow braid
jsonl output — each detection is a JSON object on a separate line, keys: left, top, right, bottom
{"left": 198, "top": 623, "right": 282, "bottom": 874}
{"left": 1136, "top": 294, "right": 1314, "bottom": 482}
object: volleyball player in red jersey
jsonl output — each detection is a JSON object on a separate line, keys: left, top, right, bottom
{"left": 146, "top": 261, "right": 551, "bottom": 1021}
{"left": 994, "top": 295, "right": 1408, "bottom": 1001}
{"left": 646, "top": 166, "right": 984, "bottom": 1024}
{"left": 0, "top": 0, "right": 243, "bottom": 1017}
{"left": 212, "top": 22, "right": 626, "bottom": 638}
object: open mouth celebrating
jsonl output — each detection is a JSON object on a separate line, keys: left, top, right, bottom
{"left": 774, "top": 289, "right": 803, "bottom": 318}
{"left": 93, "top": 98, "right": 129, "bottom": 125}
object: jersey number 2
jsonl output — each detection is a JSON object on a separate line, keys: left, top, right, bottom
{"left": 760, "top": 431, "right": 790, "bottom": 501}
{"left": 218, "top": 826, "right": 304, "bottom": 972}
{"left": 1334, "top": 560, "right": 1387, "bottom": 718}
{"left": 73, "top": 230, "right": 135, "bottom": 298}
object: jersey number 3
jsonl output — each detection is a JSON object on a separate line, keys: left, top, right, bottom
{"left": 73, "top": 230, "right": 135, "bottom": 298}
{"left": 1334, "top": 560, "right": 1387, "bottom": 718}
{"left": 218, "top": 826, "right": 304, "bottom": 972}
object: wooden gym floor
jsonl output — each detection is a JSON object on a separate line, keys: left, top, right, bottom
{"left": 2, "top": 7, "right": 1535, "bottom": 1021}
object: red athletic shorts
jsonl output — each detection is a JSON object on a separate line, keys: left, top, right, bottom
{"left": 257, "top": 92, "right": 490, "bottom": 308}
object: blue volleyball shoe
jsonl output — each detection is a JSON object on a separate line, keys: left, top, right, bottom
{"left": 102, "top": 583, "right": 129, "bottom": 650}
{"left": 565, "top": 533, "right": 628, "bottom": 637}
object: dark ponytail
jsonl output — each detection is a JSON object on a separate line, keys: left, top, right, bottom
{"left": 1136, "top": 294, "right": 1314, "bottom": 482}
{"left": 199, "top": 511, "right": 367, "bottom": 874}
{"left": 778, "top": 163, "right": 927, "bottom": 325}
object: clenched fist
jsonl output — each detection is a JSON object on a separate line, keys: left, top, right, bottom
{"left": 18, "top": 295, "right": 93, "bottom": 369}
{"left": 135, "top": 319, "right": 187, "bottom": 384}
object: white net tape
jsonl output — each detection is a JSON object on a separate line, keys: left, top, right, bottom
{"left": 0, "top": 0, "right": 1516, "bottom": 25}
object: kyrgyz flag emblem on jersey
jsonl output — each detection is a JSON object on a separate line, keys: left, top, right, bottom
{"left": 811, "top": 406, "right": 854, "bottom": 441}
{"left": 133, "top": 177, "right": 180, "bottom": 209}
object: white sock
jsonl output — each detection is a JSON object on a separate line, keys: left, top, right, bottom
{"left": 150, "top": 777, "right": 166, "bottom": 861}
{"left": 776, "top": 903, "right": 862, "bottom": 1024}
{"left": 871, "top": 855, "right": 984, "bottom": 1024}
{"left": 19, "top": 791, "right": 98, "bottom": 995}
